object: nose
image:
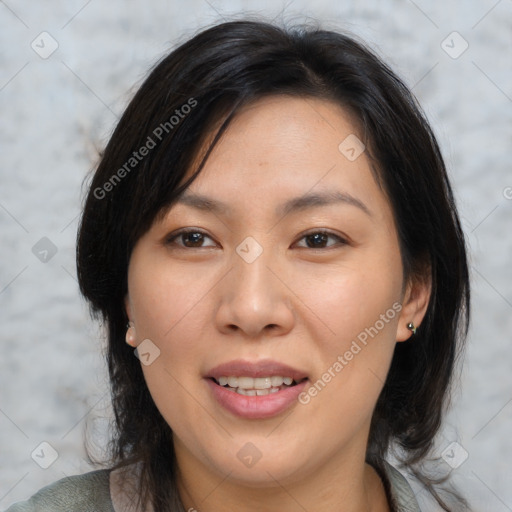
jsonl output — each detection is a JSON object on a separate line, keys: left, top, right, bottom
{"left": 214, "top": 246, "right": 295, "bottom": 339}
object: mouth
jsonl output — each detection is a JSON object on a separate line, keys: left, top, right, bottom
{"left": 210, "top": 375, "right": 308, "bottom": 396}
{"left": 205, "top": 359, "right": 309, "bottom": 419}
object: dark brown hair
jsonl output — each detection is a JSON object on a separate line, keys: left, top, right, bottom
{"left": 77, "top": 19, "right": 470, "bottom": 512}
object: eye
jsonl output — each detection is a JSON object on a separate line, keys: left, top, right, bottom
{"left": 294, "top": 230, "right": 347, "bottom": 249}
{"left": 165, "top": 228, "right": 217, "bottom": 248}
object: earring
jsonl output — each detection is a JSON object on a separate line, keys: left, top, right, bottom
{"left": 126, "top": 321, "right": 136, "bottom": 347}
{"left": 407, "top": 322, "right": 417, "bottom": 335}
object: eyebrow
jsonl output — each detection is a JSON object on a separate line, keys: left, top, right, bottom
{"left": 175, "top": 190, "right": 372, "bottom": 218}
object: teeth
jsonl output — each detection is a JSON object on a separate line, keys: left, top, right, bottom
{"left": 236, "top": 388, "right": 257, "bottom": 396}
{"left": 255, "top": 387, "right": 282, "bottom": 396}
{"left": 254, "top": 377, "right": 272, "bottom": 389}
{"left": 271, "top": 376, "right": 284, "bottom": 387}
{"left": 237, "top": 386, "right": 280, "bottom": 396}
{"left": 214, "top": 375, "right": 301, "bottom": 395}
{"left": 238, "top": 376, "right": 255, "bottom": 388}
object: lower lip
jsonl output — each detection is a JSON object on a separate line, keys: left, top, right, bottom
{"left": 206, "top": 378, "right": 308, "bottom": 420}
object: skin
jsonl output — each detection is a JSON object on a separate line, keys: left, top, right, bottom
{"left": 124, "top": 96, "right": 431, "bottom": 512}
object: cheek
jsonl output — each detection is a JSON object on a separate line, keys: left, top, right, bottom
{"left": 294, "top": 258, "right": 402, "bottom": 347}
{"left": 293, "top": 257, "right": 403, "bottom": 417}
{"left": 127, "top": 254, "right": 217, "bottom": 415}
{"left": 128, "top": 254, "right": 212, "bottom": 343}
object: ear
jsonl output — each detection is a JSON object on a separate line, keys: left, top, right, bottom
{"left": 396, "top": 267, "right": 431, "bottom": 342}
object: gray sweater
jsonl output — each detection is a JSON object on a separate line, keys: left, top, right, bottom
{"left": 4, "top": 461, "right": 421, "bottom": 511}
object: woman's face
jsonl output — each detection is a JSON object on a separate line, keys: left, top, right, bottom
{"left": 125, "top": 96, "right": 429, "bottom": 493}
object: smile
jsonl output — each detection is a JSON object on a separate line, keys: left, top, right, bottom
{"left": 205, "top": 360, "right": 309, "bottom": 419}
{"left": 213, "top": 375, "right": 306, "bottom": 396}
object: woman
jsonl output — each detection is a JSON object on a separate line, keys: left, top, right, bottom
{"left": 7, "top": 19, "right": 470, "bottom": 512}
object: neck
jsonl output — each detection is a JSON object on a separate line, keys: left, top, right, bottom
{"left": 174, "top": 442, "right": 390, "bottom": 512}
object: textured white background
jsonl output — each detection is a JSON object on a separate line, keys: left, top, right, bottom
{"left": 1, "top": 1, "right": 511, "bottom": 511}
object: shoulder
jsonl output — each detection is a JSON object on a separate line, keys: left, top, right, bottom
{"left": 4, "top": 469, "right": 114, "bottom": 512}
{"left": 6, "top": 462, "right": 417, "bottom": 512}
{"left": 383, "top": 461, "right": 421, "bottom": 512}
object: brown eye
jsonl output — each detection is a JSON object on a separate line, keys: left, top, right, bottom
{"left": 166, "top": 229, "right": 216, "bottom": 248}
{"left": 295, "top": 231, "right": 347, "bottom": 249}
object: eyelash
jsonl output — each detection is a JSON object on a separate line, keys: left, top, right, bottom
{"left": 165, "top": 228, "right": 348, "bottom": 250}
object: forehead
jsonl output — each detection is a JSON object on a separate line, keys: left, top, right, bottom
{"left": 173, "top": 95, "right": 389, "bottom": 222}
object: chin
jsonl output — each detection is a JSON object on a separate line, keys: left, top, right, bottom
{"left": 200, "top": 441, "right": 314, "bottom": 488}
{"left": 219, "top": 459, "right": 305, "bottom": 488}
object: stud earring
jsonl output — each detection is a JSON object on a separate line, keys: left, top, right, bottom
{"left": 407, "top": 322, "right": 417, "bottom": 335}
{"left": 126, "top": 321, "right": 136, "bottom": 346}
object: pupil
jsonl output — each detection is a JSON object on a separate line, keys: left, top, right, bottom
{"left": 185, "top": 232, "right": 203, "bottom": 246}
{"left": 308, "top": 233, "right": 327, "bottom": 247}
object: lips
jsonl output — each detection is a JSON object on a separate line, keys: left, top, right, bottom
{"left": 205, "top": 359, "right": 309, "bottom": 419}
{"left": 206, "top": 359, "right": 308, "bottom": 382}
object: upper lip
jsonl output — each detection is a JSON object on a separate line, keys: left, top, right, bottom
{"left": 206, "top": 359, "right": 309, "bottom": 381}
